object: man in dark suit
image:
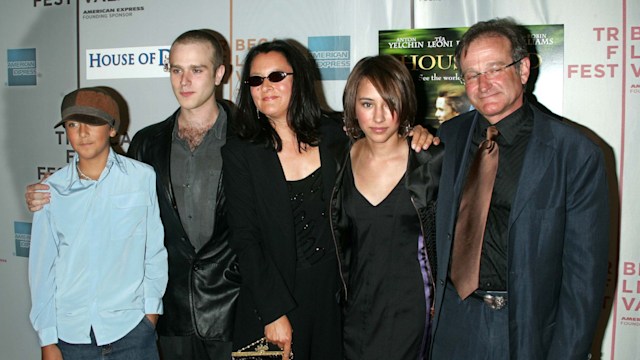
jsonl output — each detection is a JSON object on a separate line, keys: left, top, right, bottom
{"left": 430, "top": 18, "right": 609, "bottom": 359}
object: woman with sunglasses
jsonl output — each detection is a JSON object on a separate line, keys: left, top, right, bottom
{"left": 222, "top": 41, "right": 433, "bottom": 360}
{"left": 223, "top": 39, "right": 344, "bottom": 360}
{"left": 331, "top": 55, "right": 443, "bottom": 360}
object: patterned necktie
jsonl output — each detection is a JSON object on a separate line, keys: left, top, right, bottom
{"left": 451, "top": 125, "right": 500, "bottom": 299}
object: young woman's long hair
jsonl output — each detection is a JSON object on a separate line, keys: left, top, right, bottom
{"left": 234, "top": 40, "right": 322, "bottom": 151}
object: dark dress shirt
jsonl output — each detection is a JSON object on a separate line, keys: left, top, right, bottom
{"left": 170, "top": 105, "right": 227, "bottom": 252}
{"left": 467, "top": 103, "right": 533, "bottom": 291}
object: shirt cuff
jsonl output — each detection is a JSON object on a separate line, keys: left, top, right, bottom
{"left": 144, "top": 298, "right": 163, "bottom": 315}
{"left": 38, "top": 327, "right": 58, "bottom": 347}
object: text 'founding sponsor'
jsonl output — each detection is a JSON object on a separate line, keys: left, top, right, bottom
{"left": 82, "top": 7, "right": 144, "bottom": 19}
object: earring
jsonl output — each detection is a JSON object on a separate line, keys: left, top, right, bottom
{"left": 256, "top": 109, "right": 261, "bottom": 119}
{"left": 403, "top": 124, "right": 413, "bottom": 137}
{"left": 343, "top": 117, "right": 355, "bottom": 138}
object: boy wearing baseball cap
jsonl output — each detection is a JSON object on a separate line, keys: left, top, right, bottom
{"left": 28, "top": 87, "right": 168, "bottom": 360}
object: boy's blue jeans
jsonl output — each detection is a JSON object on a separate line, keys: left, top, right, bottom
{"left": 57, "top": 317, "right": 159, "bottom": 360}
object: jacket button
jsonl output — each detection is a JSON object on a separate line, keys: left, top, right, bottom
{"left": 439, "top": 279, "right": 445, "bottom": 285}
{"left": 192, "top": 264, "right": 200, "bottom": 271}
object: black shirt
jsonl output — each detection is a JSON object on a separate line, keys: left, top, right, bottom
{"left": 467, "top": 102, "right": 533, "bottom": 291}
{"left": 287, "top": 167, "right": 334, "bottom": 269}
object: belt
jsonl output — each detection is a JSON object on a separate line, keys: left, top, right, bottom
{"left": 471, "top": 290, "right": 508, "bottom": 310}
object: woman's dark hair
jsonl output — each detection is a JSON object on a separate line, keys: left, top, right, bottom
{"left": 342, "top": 55, "right": 416, "bottom": 139}
{"left": 234, "top": 40, "right": 321, "bottom": 151}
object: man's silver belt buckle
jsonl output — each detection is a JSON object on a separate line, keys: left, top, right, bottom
{"left": 482, "top": 294, "right": 507, "bottom": 310}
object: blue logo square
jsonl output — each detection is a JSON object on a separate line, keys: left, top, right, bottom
{"left": 7, "top": 48, "right": 37, "bottom": 86}
{"left": 308, "top": 36, "right": 350, "bottom": 81}
{"left": 14, "top": 221, "right": 32, "bottom": 258}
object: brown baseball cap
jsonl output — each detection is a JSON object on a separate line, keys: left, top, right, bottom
{"left": 55, "top": 87, "right": 120, "bottom": 132}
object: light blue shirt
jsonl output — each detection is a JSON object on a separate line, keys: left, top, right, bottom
{"left": 29, "top": 149, "right": 168, "bottom": 347}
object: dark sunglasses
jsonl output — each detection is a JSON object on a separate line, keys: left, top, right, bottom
{"left": 244, "top": 71, "right": 294, "bottom": 87}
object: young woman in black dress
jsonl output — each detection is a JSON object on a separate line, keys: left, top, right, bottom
{"left": 331, "top": 55, "right": 443, "bottom": 360}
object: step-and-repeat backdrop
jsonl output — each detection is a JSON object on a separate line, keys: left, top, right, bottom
{"left": 0, "top": 0, "right": 636, "bottom": 358}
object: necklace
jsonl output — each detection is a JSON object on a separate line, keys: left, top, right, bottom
{"left": 77, "top": 165, "right": 94, "bottom": 181}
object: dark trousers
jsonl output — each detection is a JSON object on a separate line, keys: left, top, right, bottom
{"left": 57, "top": 317, "right": 159, "bottom": 360}
{"left": 431, "top": 282, "right": 509, "bottom": 360}
{"left": 158, "top": 335, "right": 232, "bottom": 360}
{"left": 232, "top": 257, "right": 342, "bottom": 360}
{"left": 286, "top": 258, "right": 343, "bottom": 360}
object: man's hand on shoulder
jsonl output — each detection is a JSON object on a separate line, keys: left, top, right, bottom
{"left": 409, "top": 125, "right": 441, "bottom": 153}
{"left": 25, "top": 181, "right": 51, "bottom": 212}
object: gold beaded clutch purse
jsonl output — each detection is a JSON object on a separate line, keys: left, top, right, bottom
{"left": 231, "top": 337, "right": 293, "bottom": 359}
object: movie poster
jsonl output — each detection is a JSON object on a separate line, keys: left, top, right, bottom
{"left": 379, "top": 25, "right": 564, "bottom": 129}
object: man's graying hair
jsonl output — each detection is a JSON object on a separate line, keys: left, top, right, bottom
{"left": 454, "top": 18, "right": 529, "bottom": 73}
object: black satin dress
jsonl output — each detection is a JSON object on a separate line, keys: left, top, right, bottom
{"left": 342, "top": 160, "right": 431, "bottom": 360}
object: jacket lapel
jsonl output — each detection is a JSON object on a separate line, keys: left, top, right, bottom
{"left": 452, "top": 112, "right": 479, "bottom": 209}
{"left": 253, "top": 145, "right": 295, "bottom": 243}
{"left": 509, "top": 108, "right": 556, "bottom": 227}
{"left": 319, "top": 138, "right": 341, "bottom": 206}
{"left": 155, "top": 123, "right": 174, "bottom": 205}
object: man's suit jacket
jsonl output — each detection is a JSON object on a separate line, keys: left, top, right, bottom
{"left": 221, "top": 116, "right": 348, "bottom": 348}
{"left": 431, "top": 103, "right": 609, "bottom": 359}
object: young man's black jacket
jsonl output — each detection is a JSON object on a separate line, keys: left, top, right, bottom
{"left": 127, "top": 100, "right": 240, "bottom": 341}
